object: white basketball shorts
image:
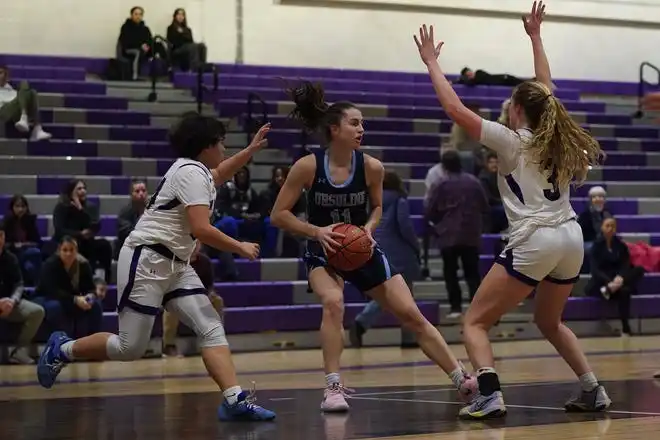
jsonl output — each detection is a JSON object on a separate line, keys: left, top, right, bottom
{"left": 116, "top": 244, "right": 206, "bottom": 316}
{"left": 495, "top": 220, "right": 583, "bottom": 286}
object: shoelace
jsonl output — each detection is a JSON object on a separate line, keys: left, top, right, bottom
{"left": 243, "top": 381, "right": 259, "bottom": 409}
{"left": 327, "top": 383, "right": 355, "bottom": 399}
{"left": 47, "top": 358, "right": 65, "bottom": 375}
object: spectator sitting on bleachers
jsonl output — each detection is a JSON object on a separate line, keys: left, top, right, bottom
{"left": 0, "top": 65, "right": 52, "bottom": 141}
{"left": 578, "top": 186, "right": 612, "bottom": 252}
{"left": 349, "top": 171, "right": 420, "bottom": 348}
{"left": 479, "top": 153, "right": 508, "bottom": 234}
{"left": 215, "top": 166, "right": 263, "bottom": 245}
{"left": 585, "top": 217, "right": 645, "bottom": 336}
{"left": 425, "top": 150, "right": 489, "bottom": 319}
{"left": 449, "top": 102, "right": 484, "bottom": 174}
{"left": 115, "top": 179, "right": 147, "bottom": 259}
{"left": 259, "top": 165, "right": 306, "bottom": 257}
{"left": 162, "top": 241, "right": 224, "bottom": 357}
{"left": 167, "top": 8, "right": 207, "bottom": 72}
{"left": 3, "top": 195, "right": 42, "bottom": 286}
{"left": 119, "top": 6, "right": 167, "bottom": 81}
{"left": 0, "top": 222, "right": 44, "bottom": 364}
{"left": 52, "top": 179, "right": 112, "bottom": 282}
{"left": 33, "top": 236, "right": 103, "bottom": 339}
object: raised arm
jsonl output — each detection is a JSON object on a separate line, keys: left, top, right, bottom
{"left": 210, "top": 124, "right": 270, "bottom": 186}
{"left": 414, "top": 25, "right": 483, "bottom": 141}
{"left": 523, "top": 1, "right": 553, "bottom": 91}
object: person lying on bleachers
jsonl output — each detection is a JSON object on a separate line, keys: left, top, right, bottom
{"left": 0, "top": 65, "right": 52, "bottom": 141}
{"left": 3, "top": 194, "right": 42, "bottom": 286}
{"left": 118, "top": 6, "right": 168, "bottom": 80}
{"left": 115, "top": 179, "right": 148, "bottom": 259}
{"left": 0, "top": 222, "right": 45, "bottom": 364}
{"left": 167, "top": 8, "right": 207, "bottom": 72}
{"left": 52, "top": 179, "right": 112, "bottom": 283}
{"left": 161, "top": 241, "right": 224, "bottom": 357}
{"left": 259, "top": 165, "right": 306, "bottom": 258}
{"left": 577, "top": 185, "right": 612, "bottom": 252}
{"left": 33, "top": 236, "right": 103, "bottom": 339}
{"left": 584, "top": 217, "right": 645, "bottom": 336}
{"left": 455, "top": 67, "right": 524, "bottom": 87}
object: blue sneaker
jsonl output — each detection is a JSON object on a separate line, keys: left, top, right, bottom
{"left": 218, "top": 387, "right": 276, "bottom": 422}
{"left": 37, "top": 331, "right": 72, "bottom": 389}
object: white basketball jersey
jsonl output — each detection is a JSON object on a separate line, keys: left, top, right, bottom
{"left": 125, "top": 158, "right": 216, "bottom": 261}
{"left": 480, "top": 120, "right": 576, "bottom": 241}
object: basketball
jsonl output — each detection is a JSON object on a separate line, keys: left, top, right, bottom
{"left": 327, "top": 224, "right": 373, "bottom": 272}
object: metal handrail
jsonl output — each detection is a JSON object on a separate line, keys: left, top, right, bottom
{"left": 195, "top": 63, "right": 219, "bottom": 114}
{"left": 246, "top": 92, "right": 268, "bottom": 144}
{"left": 634, "top": 61, "right": 660, "bottom": 118}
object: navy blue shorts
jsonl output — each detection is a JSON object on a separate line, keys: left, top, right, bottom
{"left": 303, "top": 242, "right": 398, "bottom": 292}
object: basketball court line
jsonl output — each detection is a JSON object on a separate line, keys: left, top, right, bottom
{"left": 350, "top": 380, "right": 564, "bottom": 397}
{"left": 350, "top": 395, "right": 660, "bottom": 417}
{"left": 2, "top": 345, "right": 659, "bottom": 389}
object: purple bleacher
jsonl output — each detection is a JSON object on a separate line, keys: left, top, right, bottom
{"left": 174, "top": 73, "right": 581, "bottom": 101}
{"left": 0, "top": 55, "right": 108, "bottom": 74}
{"left": 12, "top": 79, "right": 105, "bottom": 95}
{"left": 38, "top": 109, "right": 152, "bottom": 126}
{"left": 562, "top": 295, "right": 660, "bottom": 320}
{"left": 9, "top": 66, "right": 87, "bottom": 81}
{"left": 63, "top": 94, "right": 128, "bottom": 110}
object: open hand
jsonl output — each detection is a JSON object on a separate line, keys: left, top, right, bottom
{"left": 248, "top": 123, "right": 271, "bottom": 150}
{"left": 414, "top": 25, "right": 444, "bottom": 66}
{"left": 361, "top": 226, "right": 376, "bottom": 249}
{"left": 523, "top": 1, "right": 546, "bottom": 37}
{"left": 315, "top": 223, "right": 346, "bottom": 256}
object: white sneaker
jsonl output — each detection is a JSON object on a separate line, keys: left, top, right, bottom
{"left": 9, "top": 347, "right": 35, "bottom": 365}
{"left": 30, "top": 126, "right": 52, "bottom": 141}
{"left": 15, "top": 118, "right": 29, "bottom": 133}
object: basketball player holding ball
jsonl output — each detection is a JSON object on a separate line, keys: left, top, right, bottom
{"left": 270, "top": 81, "right": 477, "bottom": 413}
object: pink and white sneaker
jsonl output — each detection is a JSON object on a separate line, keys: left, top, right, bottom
{"left": 321, "top": 383, "right": 353, "bottom": 412}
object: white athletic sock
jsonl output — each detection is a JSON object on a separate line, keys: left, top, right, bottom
{"left": 60, "top": 341, "right": 75, "bottom": 361}
{"left": 326, "top": 373, "right": 341, "bottom": 388}
{"left": 223, "top": 385, "right": 242, "bottom": 405}
{"left": 449, "top": 366, "right": 466, "bottom": 388}
{"left": 579, "top": 372, "right": 598, "bottom": 392}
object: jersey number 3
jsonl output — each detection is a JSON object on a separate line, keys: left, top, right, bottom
{"left": 543, "top": 169, "right": 560, "bottom": 201}
{"left": 331, "top": 208, "right": 351, "bottom": 224}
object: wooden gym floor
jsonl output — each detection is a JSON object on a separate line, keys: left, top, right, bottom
{"left": 2, "top": 336, "right": 660, "bottom": 440}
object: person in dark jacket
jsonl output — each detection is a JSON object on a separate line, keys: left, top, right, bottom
{"left": 167, "top": 8, "right": 207, "bottom": 72}
{"left": 118, "top": 6, "right": 167, "bottom": 80}
{"left": 0, "top": 222, "right": 45, "bottom": 364}
{"left": 585, "top": 217, "right": 645, "bottom": 336}
{"left": 259, "top": 165, "right": 306, "bottom": 257}
{"left": 478, "top": 153, "right": 508, "bottom": 233}
{"left": 52, "top": 179, "right": 112, "bottom": 282}
{"left": 577, "top": 186, "right": 612, "bottom": 250}
{"left": 349, "top": 171, "right": 421, "bottom": 348}
{"left": 115, "top": 179, "right": 148, "bottom": 258}
{"left": 3, "top": 194, "right": 43, "bottom": 285}
{"left": 425, "top": 150, "right": 489, "bottom": 318}
{"left": 33, "top": 236, "right": 102, "bottom": 338}
{"left": 215, "top": 166, "right": 263, "bottom": 243}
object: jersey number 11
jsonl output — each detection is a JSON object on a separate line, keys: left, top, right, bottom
{"left": 331, "top": 208, "right": 351, "bottom": 224}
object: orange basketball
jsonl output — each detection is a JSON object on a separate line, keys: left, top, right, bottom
{"left": 327, "top": 224, "right": 373, "bottom": 272}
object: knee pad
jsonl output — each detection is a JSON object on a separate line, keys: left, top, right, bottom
{"left": 106, "top": 334, "right": 149, "bottom": 361}
{"left": 198, "top": 321, "right": 228, "bottom": 348}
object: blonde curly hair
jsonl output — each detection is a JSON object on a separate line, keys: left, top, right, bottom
{"left": 511, "top": 81, "right": 603, "bottom": 189}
